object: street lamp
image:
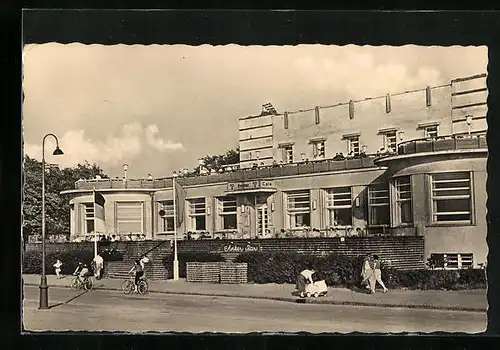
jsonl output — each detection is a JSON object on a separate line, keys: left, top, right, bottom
{"left": 466, "top": 115, "right": 473, "bottom": 136}
{"left": 123, "top": 164, "right": 129, "bottom": 188}
{"left": 39, "top": 133, "right": 64, "bottom": 310}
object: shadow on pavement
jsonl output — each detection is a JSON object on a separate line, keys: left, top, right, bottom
{"left": 49, "top": 290, "right": 88, "bottom": 309}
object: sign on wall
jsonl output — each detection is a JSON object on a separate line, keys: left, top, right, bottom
{"left": 222, "top": 241, "right": 261, "bottom": 253}
{"left": 227, "top": 180, "right": 275, "bottom": 192}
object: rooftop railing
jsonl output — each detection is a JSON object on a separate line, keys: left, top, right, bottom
{"left": 397, "top": 134, "right": 487, "bottom": 156}
{"left": 74, "top": 155, "right": 379, "bottom": 190}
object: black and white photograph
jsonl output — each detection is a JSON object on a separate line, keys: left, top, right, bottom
{"left": 21, "top": 11, "right": 490, "bottom": 334}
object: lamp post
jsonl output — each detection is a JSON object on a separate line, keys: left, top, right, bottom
{"left": 123, "top": 164, "right": 129, "bottom": 188}
{"left": 466, "top": 115, "right": 473, "bottom": 136}
{"left": 39, "top": 133, "right": 64, "bottom": 310}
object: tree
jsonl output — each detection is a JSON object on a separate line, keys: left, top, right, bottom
{"left": 22, "top": 156, "right": 109, "bottom": 238}
{"left": 189, "top": 147, "right": 240, "bottom": 175}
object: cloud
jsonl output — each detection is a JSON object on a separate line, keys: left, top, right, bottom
{"left": 145, "top": 124, "right": 185, "bottom": 151}
{"left": 294, "top": 51, "right": 443, "bottom": 99}
{"left": 23, "top": 122, "right": 184, "bottom": 168}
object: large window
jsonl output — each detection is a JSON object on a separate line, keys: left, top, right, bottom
{"left": 394, "top": 176, "right": 413, "bottom": 225}
{"left": 115, "top": 202, "right": 144, "bottom": 234}
{"left": 218, "top": 196, "right": 237, "bottom": 230}
{"left": 286, "top": 190, "right": 311, "bottom": 228}
{"left": 83, "top": 203, "right": 94, "bottom": 233}
{"left": 326, "top": 187, "right": 352, "bottom": 227}
{"left": 368, "top": 183, "right": 390, "bottom": 226}
{"left": 431, "top": 172, "right": 472, "bottom": 224}
{"left": 159, "top": 200, "right": 174, "bottom": 232}
{"left": 347, "top": 136, "right": 360, "bottom": 155}
{"left": 188, "top": 198, "right": 206, "bottom": 231}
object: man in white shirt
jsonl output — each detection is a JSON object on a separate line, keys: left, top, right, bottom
{"left": 93, "top": 253, "right": 104, "bottom": 280}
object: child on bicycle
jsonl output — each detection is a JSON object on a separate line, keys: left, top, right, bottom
{"left": 128, "top": 259, "right": 144, "bottom": 293}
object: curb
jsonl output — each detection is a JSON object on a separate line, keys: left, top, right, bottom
{"left": 23, "top": 282, "right": 486, "bottom": 313}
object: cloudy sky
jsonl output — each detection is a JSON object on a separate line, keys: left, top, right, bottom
{"left": 22, "top": 44, "right": 487, "bottom": 178}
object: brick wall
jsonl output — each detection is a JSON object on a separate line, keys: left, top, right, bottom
{"left": 26, "top": 236, "right": 425, "bottom": 271}
{"left": 178, "top": 237, "right": 425, "bottom": 270}
{"left": 186, "top": 262, "right": 248, "bottom": 284}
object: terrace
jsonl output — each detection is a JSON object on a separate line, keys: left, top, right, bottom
{"left": 74, "top": 155, "right": 379, "bottom": 190}
{"left": 397, "top": 134, "right": 486, "bottom": 156}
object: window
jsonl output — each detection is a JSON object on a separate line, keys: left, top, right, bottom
{"left": 347, "top": 136, "right": 360, "bottom": 155}
{"left": 115, "top": 202, "right": 144, "bottom": 234}
{"left": 429, "top": 253, "right": 473, "bottom": 269}
{"left": 312, "top": 140, "right": 326, "bottom": 159}
{"left": 425, "top": 125, "right": 438, "bottom": 138}
{"left": 188, "top": 198, "right": 206, "bottom": 231}
{"left": 431, "top": 172, "right": 472, "bottom": 224}
{"left": 282, "top": 145, "right": 293, "bottom": 163}
{"left": 383, "top": 131, "right": 397, "bottom": 151}
{"left": 326, "top": 187, "right": 352, "bottom": 227}
{"left": 218, "top": 196, "right": 237, "bottom": 230}
{"left": 83, "top": 203, "right": 94, "bottom": 233}
{"left": 159, "top": 200, "right": 174, "bottom": 232}
{"left": 368, "top": 183, "right": 390, "bottom": 226}
{"left": 394, "top": 176, "right": 413, "bottom": 225}
{"left": 286, "top": 190, "right": 311, "bottom": 228}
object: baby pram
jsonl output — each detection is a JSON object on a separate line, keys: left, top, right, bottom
{"left": 294, "top": 271, "right": 328, "bottom": 298}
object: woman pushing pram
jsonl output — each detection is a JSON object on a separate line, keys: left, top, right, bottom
{"left": 294, "top": 262, "right": 328, "bottom": 298}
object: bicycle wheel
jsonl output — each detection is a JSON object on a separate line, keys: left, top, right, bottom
{"left": 122, "top": 280, "right": 134, "bottom": 294}
{"left": 70, "top": 277, "right": 79, "bottom": 290}
{"left": 84, "top": 278, "right": 94, "bottom": 291}
{"left": 138, "top": 280, "right": 148, "bottom": 295}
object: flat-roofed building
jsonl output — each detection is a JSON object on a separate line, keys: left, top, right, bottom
{"left": 61, "top": 73, "right": 488, "bottom": 269}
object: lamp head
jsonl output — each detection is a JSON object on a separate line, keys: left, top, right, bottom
{"left": 52, "top": 147, "right": 64, "bottom": 156}
{"left": 123, "top": 164, "right": 129, "bottom": 171}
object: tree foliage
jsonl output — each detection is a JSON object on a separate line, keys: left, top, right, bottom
{"left": 22, "top": 156, "right": 109, "bottom": 237}
{"left": 189, "top": 147, "right": 240, "bottom": 175}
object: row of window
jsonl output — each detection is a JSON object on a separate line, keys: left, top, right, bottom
{"left": 277, "top": 125, "right": 438, "bottom": 163}
{"left": 284, "top": 172, "right": 473, "bottom": 229}
{"left": 81, "top": 171, "right": 473, "bottom": 234}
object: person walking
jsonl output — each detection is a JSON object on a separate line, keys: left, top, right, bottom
{"left": 93, "top": 253, "right": 104, "bottom": 280}
{"left": 372, "top": 254, "right": 388, "bottom": 293}
{"left": 360, "top": 254, "right": 374, "bottom": 292}
{"left": 53, "top": 259, "right": 63, "bottom": 279}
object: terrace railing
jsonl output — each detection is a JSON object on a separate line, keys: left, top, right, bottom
{"left": 397, "top": 134, "right": 487, "bottom": 156}
{"left": 74, "top": 155, "right": 378, "bottom": 190}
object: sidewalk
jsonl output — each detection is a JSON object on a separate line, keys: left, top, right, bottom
{"left": 22, "top": 274, "right": 487, "bottom": 312}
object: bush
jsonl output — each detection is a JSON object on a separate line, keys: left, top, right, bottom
{"left": 22, "top": 250, "right": 95, "bottom": 275}
{"left": 234, "top": 251, "right": 486, "bottom": 290}
{"left": 162, "top": 252, "right": 225, "bottom": 278}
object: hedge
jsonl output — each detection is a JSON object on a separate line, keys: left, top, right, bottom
{"left": 234, "top": 251, "right": 486, "bottom": 291}
{"left": 161, "top": 252, "right": 225, "bottom": 279}
{"left": 23, "top": 250, "right": 95, "bottom": 276}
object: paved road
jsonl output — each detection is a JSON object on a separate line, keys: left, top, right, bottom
{"left": 22, "top": 286, "right": 486, "bottom": 333}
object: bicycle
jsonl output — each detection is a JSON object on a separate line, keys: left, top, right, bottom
{"left": 122, "top": 273, "right": 149, "bottom": 295}
{"left": 70, "top": 275, "right": 94, "bottom": 291}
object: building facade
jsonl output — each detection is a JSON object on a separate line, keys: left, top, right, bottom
{"left": 61, "top": 73, "right": 488, "bottom": 269}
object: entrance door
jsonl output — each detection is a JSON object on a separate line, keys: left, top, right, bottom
{"left": 256, "top": 204, "right": 269, "bottom": 237}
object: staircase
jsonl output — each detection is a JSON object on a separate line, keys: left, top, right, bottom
{"left": 104, "top": 240, "right": 172, "bottom": 280}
